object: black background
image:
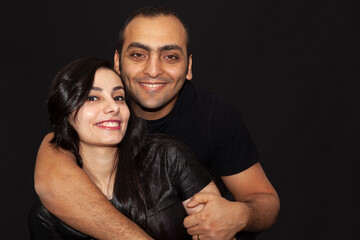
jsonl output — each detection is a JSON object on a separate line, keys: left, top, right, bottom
{"left": 1, "top": 0, "right": 359, "bottom": 239}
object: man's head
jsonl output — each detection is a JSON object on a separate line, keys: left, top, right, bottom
{"left": 114, "top": 6, "right": 193, "bottom": 120}
{"left": 117, "top": 6, "right": 191, "bottom": 63}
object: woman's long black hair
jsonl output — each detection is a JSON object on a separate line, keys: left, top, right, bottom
{"left": 47, "top": 57, "right": 157, "bottom": 238}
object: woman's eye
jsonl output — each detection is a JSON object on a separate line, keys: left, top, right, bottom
{"left": 114, "top": 96, "right": 125, "bottom": 101}
{"left": 87, "top": 96, "right": 98, "bottom": 101}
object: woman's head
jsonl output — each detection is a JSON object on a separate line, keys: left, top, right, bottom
{"left": 47, "top": 58, "right": 131, "bottom": 165}
{"left": 46, "top": 58, "right": 156, "bottom": 238}
{"left": 68, "top": 67, "right": 130, "bottom": 149}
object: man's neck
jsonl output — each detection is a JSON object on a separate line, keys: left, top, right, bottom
{"left": 131, "top": 97, "right": 178, "bottom": 120}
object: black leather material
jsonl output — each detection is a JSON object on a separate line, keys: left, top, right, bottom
{"left": 29, "top": 134, "right": 212, "bottom": 239}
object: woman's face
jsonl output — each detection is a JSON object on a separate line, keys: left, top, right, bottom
{"left": 70, "top": 68, "right": 130, "bottom": 149}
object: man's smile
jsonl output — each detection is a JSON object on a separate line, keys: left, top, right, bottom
{"left": 139, "top": 82, "right": 168, "bottom": 91}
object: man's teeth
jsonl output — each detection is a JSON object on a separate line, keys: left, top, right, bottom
{"left": 97, "top": 122, "right": 119, "bottom": 127}
{"left": 141, "top": 83, "right": 164, "bottom": 87}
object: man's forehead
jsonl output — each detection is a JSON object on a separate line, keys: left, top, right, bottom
{"left": 123, "top": 15, "right": 187, "bottom": 50}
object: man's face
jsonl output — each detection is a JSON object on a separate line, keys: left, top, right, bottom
{"left": 115, "top": 15, "right": 192, "bottom": 120}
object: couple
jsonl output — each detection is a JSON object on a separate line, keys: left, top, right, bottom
{"left": 29, "top": 57, "right": 219, "bottom": 239}
{"left": 30, "top": 6, "right": 280, "bottom": 240}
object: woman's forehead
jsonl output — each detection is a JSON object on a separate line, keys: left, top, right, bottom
{"left": 93, "top": 68, "right": 124, "bottom": 89}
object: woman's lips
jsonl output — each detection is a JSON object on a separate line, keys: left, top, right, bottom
{"left": 96, "top": 120, "right": 121, "bottom": 129}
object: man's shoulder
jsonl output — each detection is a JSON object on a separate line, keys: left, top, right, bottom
{"left": 182, "top": 81, "right": 220, "bottom": 100}
{"left": 180, "top": 81, "right": 238, "bottom": 114}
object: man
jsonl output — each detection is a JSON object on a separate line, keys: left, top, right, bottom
{"left": 35, "top": 6, "right": 280, "bottom": 240}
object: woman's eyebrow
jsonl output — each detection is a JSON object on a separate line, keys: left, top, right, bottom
{"left": 90, "top": 86, "right": 124, "bottom": 91}
{"left": 91, "top": 87, "right": 102, "bottom": 91}
{"left": 113, "top": 86, "right": 124, "bottom": 91}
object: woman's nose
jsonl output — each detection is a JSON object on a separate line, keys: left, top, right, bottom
{"left": 104, "top": 100, "right": 119, "bottom": 114}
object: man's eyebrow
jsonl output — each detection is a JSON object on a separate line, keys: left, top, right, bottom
{"left": 126, "top": 42, "right": 184, "bottom": 54}
{"left": 126, "top": 42, "right": 150, "bottom": 52}
{"left": 159, "top": 44, "right": 184, "bottom": 54}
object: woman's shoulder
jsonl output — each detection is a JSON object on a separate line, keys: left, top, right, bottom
{"left": 146, "top": 133, "right": 193, "bottom": 153}
{"left": 137, "top": 133, "right": 197, "bottom": 169}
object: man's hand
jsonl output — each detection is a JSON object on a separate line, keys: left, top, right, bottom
{"left": 183, "top": 192, "right": 247, "bottom": 240}
{"left": 183, "top": 163, "right": 280, "bottom": 240}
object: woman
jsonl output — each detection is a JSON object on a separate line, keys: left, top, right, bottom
{"left": 29, "top": 57, "right": 219, "bottom": 239}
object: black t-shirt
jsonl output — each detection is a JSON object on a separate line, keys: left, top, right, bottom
{"left": 147, "top": 81, "right": 259, "bottom": 177}
{"left": 146, "top": 82, "right": 260, "bottom": 240}
{"left": 28, "top": 135, "right": 212, "bottom": 240}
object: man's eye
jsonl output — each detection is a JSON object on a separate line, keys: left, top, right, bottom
{"left": 131, "top": 53, "right": 144, "bottom": 58}
{"left": 164, "top": 55, "right": 179, "bottom": 61}
{"left": 87, "top": 96, "right": 98, "bottom": 101}
{"left": 114, "top": 96, "right": 125, "bottom": 101}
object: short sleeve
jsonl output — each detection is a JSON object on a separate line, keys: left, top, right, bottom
{"left": 209, "top": 99, "right": 260, "bottom": 176}
{"left": 28, "top": 202, "right": 63, "bottom": 240}
{"left": 28, "top": 201, "right": 94, "bottom": 239}
{"left": 165, "top": 140, "right": 213, "bottom": 201}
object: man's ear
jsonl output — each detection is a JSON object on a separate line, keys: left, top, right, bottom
{"left": 186, "top": 54, "right": 193, "bottom": 80}
{"left": 114, "top": 50, "right": 121, "bottom": 74}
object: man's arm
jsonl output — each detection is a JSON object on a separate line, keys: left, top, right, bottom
{"left": 221, "top": 162, "right": 280, "bottom": 231}
{"left": 34, "top": 133, "right": 153, "bottom": 240}
{"left": 183, "top": 162, "right": 280, "bottom": 240}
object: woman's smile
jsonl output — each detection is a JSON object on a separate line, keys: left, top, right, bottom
{"left": 96, "top": 120, "right": 122, "bottom": 130}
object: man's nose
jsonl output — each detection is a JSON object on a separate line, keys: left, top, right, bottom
{"left": 144, "top": 55, "right": 164, "bottom": 78}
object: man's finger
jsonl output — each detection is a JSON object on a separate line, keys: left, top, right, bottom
{"left": 183, "top": 213, "right": 201, "bottom": 228}
{"left": 186, "top": 192, "right": 216, "bottom": 208}
{"left": 186, "top": 225, "right": 201, "bottom": 236}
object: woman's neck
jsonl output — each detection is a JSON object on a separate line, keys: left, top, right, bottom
{"left": 80, "top": 144, "right": 117, "bottom": 199}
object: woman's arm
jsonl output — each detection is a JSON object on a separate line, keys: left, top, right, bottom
{"left": 34, "top": 133, "right": 153, "bottom": 240}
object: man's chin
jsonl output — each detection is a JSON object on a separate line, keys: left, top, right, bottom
{"left": 139, "top": 102, "right": 167, "bottom": 113}
{"left": 130, "top": 96, "right": 178, "bottom": 119}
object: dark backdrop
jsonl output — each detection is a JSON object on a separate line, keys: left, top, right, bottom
{"left": 1, "top": 0, "right": 359, "bottom": 239}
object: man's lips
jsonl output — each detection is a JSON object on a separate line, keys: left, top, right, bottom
{"left": 96, "top": 120, "right": 121, "bottom": 129}
{"left": 139, "top": 82, "right": 167, "bottom": 91}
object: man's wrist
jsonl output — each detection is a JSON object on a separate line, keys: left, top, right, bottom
{"left": 233, "top": 201, "right": 252, "bottom": 232}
